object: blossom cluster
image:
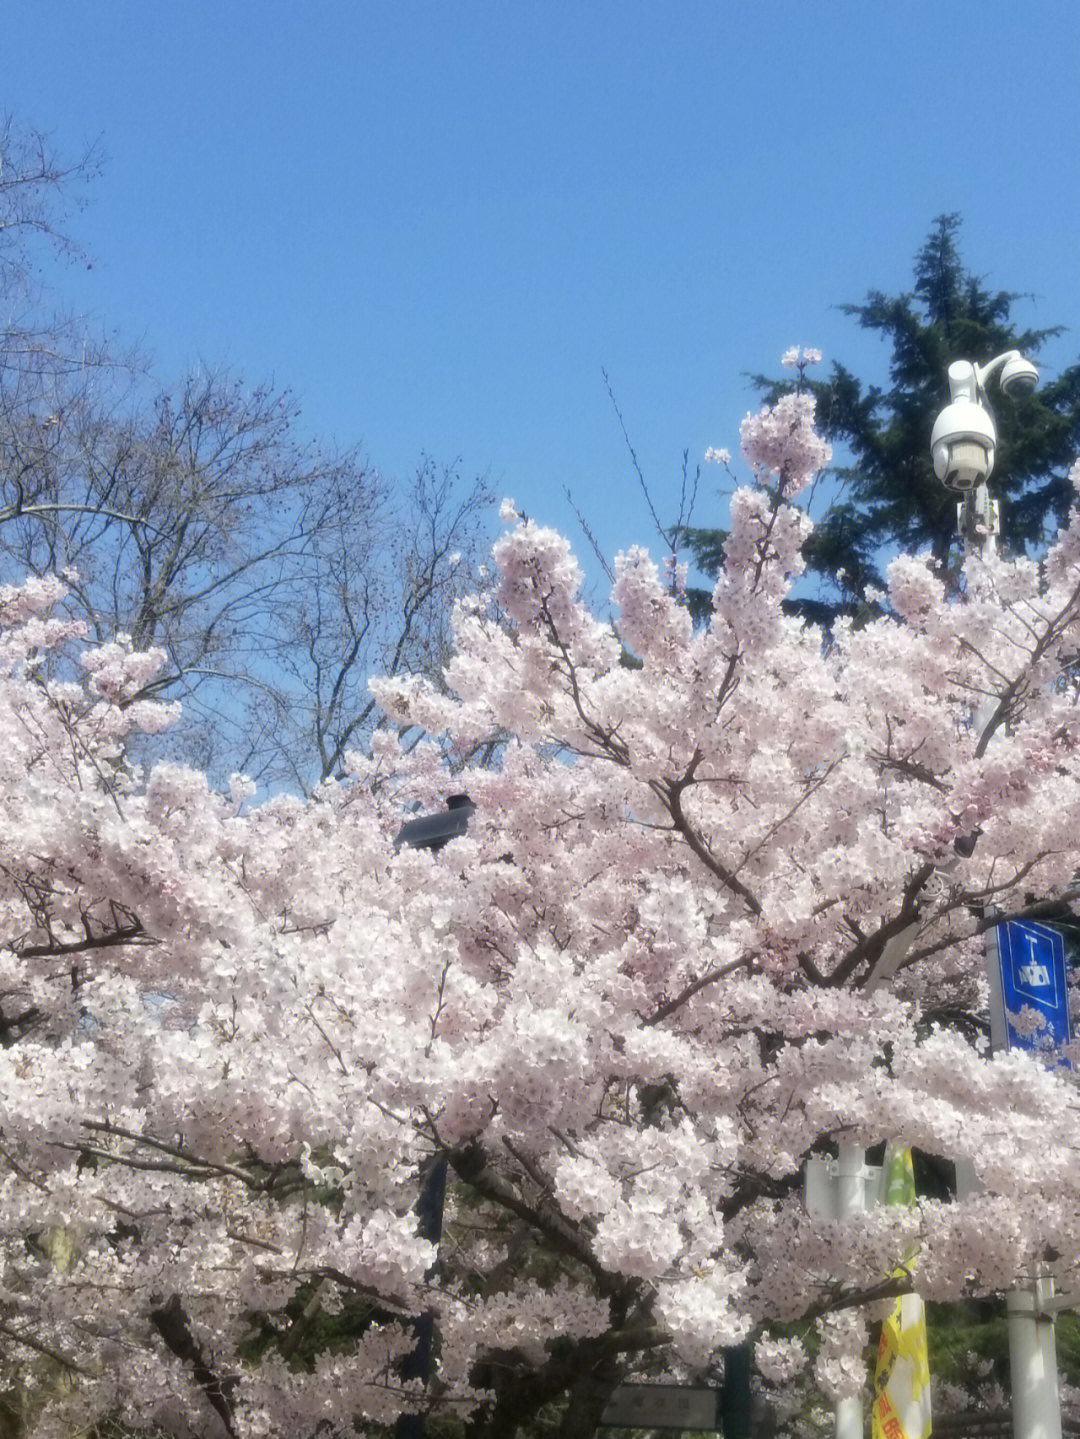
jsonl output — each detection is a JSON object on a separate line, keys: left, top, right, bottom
{"left": 2, "top": 378, "right": 1080, "bottom": 1437}
{"left": 781, "top": 345, "right": 823, "bottom": 368}
{"left": 740, "top": 389, "right": 832, "bottom": 493}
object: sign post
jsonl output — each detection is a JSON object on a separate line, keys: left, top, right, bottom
{"left": 984, "top": 919, "right": 1074, "bottom": 1439}
{"left": 985, "top": 920, "right": 1072, "bottom": 1062}
{"left": 600, "top": 1382, "right": 720, "bottom": 1431}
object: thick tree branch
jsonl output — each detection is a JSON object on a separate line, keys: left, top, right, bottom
{"left": 150, "top": 1293, "right": 238, "bottom": 1439}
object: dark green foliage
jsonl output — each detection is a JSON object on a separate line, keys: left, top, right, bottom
{"left": 925, "top": 1303, "right": 1080, "bottom": 1437}
{"left": 682, "top": 216, "right": 1080, "bottom": 626}
{"left": 800, "top": 215, "right": 1080, "bottom": 574}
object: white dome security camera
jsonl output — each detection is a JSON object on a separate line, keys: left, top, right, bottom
{"left": 930, "top": 352, "right": 1039, "bottom": 492}
{"left": 931, "top": 396, "right": 997, "bottom": 491}
{"left": 999, "top": 353, "right": 1039, "bottom": 398}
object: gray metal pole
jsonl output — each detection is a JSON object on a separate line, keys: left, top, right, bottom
{"left": 935, "top": 364, "right": 1064, "bottom": 1439}
{"left": 1007, "top": 1281, "right": 1062, "bottom": 1439}
{"left": 834, "top": 1145, "right": 867, "bottom": 1439}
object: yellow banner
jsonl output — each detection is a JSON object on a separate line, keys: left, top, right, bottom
{"left": 872, "top": 1148, "right": 931, "bottom": 1439}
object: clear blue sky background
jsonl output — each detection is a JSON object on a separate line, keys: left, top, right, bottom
{"left": 5, "top": 1, "right": 1080, "bottom": 597}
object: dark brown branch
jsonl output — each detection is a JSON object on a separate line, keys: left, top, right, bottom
{"left": 468, "top": 1320, "right": 670, "bottom": 1439}
{"left": 645, "top": 954, "right": 753, "bottom": 1026}
{"left": 449, "top": 1142, "right": 630, "bottom": 1299}
{"left": 0, "top": 1317, "right": 95, "bottom": 1376}
{"left": 662, "top": 766, "right": 763, "bottom": 915}
{"left": 800, "top": 1271, "right": 914, "bottom": 1322}
{"left": 870, "top": 751, "right": 949, "bottom": 793}
{"left": 150, "top": 1293, "right": 238, "bottom": 1438}
{"left": 830, "top": 862, "right": 934, "bottom": 989}
{"left": 78, "top": 1120, "right": 301, "bottom": 1194}
{"left": 17, "top": 920, "right": 148, "bottom": 961}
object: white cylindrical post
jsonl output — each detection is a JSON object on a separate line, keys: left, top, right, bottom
{"left": 1007, "top": 1280, "right": 1062, "bottom": 1439}
{"left": 835, "top": 1145, "right": 866, "bottom": 1439}
{"left": 835, "top": 1389, "right": 863, "bottom": 1439}
{"left": 836, "top": 1145, "right": 868, "bottom": 1218}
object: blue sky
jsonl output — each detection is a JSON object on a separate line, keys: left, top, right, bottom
{"left": 5, "top": 1, "right": 1080, "bottom": 597}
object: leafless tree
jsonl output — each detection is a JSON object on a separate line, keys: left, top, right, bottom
{"left": 0, "top": 114, "right": 119, "bottom": 379}
{"left": 0, "top": 364, "right": 491, "bottom": 787}
{"left": 272, "top": 452, "right": 491, "bottom": 786}
{"left": 0, "top": 116, "right": 493, "bottom": 789}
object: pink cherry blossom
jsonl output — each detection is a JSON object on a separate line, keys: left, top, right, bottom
{"left": 2, "top": 387, "right": 1080, "bottom": 1438}
{"left": 740, "top": 390, "right": 832, "bottom": 493}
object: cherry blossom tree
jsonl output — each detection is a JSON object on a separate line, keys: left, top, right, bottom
{"left": 3, "top": 377, "right": 1080, "bottom": 1439}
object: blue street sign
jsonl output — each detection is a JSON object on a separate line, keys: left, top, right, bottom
{"left": 991, "top": 920, "right": 1073, "bottom": 1063}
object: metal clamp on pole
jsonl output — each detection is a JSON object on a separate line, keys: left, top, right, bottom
{"left": 804, "top": 1152, "right": 883, "bottom": 1221}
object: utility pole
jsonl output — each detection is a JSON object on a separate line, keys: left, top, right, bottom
{"left": 932, "top": 350, "right": 1070, "bottom": 1439}
{"left": 1007, "top": 1282, "right": 1063, "bottom": 1439}
{"left": 807, "top": 350, "right": 1047, "bottom": 1439}
{"left": 393, "top": 796, "right": 474, "bottom": 1439}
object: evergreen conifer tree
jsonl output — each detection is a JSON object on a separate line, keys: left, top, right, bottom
{"left": 681, "top": 215, "right": 1080, "bottom": 623}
